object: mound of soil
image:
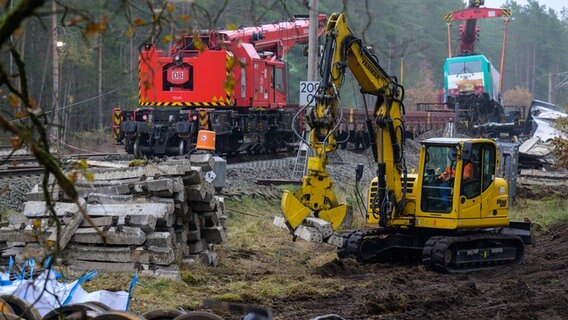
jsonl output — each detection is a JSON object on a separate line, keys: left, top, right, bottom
{"left": 270, "top": 223, "right": 568, "bottom": 319}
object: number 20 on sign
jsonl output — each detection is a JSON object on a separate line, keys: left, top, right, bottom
{"left": 299, "top": 81, "right": 320, "bottom": 106}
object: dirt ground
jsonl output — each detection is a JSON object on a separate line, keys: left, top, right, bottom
{"left": 210, "top": 222, "right": 567, "bottom": 320}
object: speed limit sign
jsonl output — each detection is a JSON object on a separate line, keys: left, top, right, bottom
{"left": 299, "top": 81, "right": 319, "bottom": 106}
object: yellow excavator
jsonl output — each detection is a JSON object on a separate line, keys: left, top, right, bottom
{"left": 281, "top": 12, "right": 533, "bottom": 273}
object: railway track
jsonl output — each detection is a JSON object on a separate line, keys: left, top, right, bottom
{"left": 0, "top": 152, "right": 125, "bottom": 180}
{"left": 225, "top": 152, "right": 295, "bottom": 168}
{"left": 0, "top": 155, "right": 38, "bottom": 166}
{"left": 0, "top": 150, "right": 299, "bottom": 180}
{"left": 0, "top": 166, "right": 44, "bottom": 179}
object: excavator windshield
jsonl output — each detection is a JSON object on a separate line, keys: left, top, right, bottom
{"left": 421, "top": 145, "right": 458, "bottom": 213}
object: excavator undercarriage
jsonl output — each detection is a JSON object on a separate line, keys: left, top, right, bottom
{"left": 339, "top": 224, "right": 532, "bottom": 273}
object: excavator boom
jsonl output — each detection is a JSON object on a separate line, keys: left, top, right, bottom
{"left": 281, "top": 12, "right": 407, "bottom": 233}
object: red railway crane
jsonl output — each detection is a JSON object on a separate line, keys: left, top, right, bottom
{"left": 114, "top": 15, "right": 327, "bottom": 158}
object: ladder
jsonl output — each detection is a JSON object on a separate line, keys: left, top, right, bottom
{"left": 443, "top": 118, "right": 455, "bottom": 138}
{"left": 291, "top": 131, "right": 310, "bottom": 180}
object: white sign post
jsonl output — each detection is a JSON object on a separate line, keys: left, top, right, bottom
{"left": 299, "top": 81, "right": 320, "bottom": 106}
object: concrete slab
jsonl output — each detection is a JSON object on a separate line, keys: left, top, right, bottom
{"left": 66, "top": 245, "right": 175, "bottom": 265}
{"left": 189, "top": 199, "right": 216, "bottom": 213}
{"left": 84, "top": 161, "right": 195, "bottom": 180}
{"left": 87, "top": 193, "right": 135, "bottom": 204}
{"left": 71, "top": 226, "right": 146, "bottom": 245}
{"left": 303, "top": 217, "right": 334, "bottom": 239}
{"left": 145, "top": 232, "right": 173, "bottom": 248}
{"left": 201, "top": 226, "right": 227, "bottom": 244}
{"left": 181, "top": 250, "right": 218, "bottom": 267}
{"left": 189, "top": 153, "right": 215, "bottom": 172}
{"left": 199, "top": 212, "right": 219, "bottom": 228}
{"left": 26, "top": 187, "right": 63, "bottom": 202}
{"left": 182, "top": 170, "right": 202, "bottom": 185}
{"left": 112, "top": 179, "right": 174, "bottom": 195}
{"left": 174, "top": 242, "right": 189, "bottom": 257}
{"left": 293, "top": 225, "right": 323, "bottom": 243}
{"left": 188, "top": 213, "right": 200, "bottom": 231}
{"left": 185, "top": 183, "right": 214, "bottom": 202}
{"left": 272, "top": 215, "right": 324, "bottom": 243}
{"left": 0, "top": 226, "right": 51, "bottom": 243}
{"left": 186, "top": 229, "right": 201, "bottom": 242}
{"left": 46, "top": 208, "right": 85, "bottom": 251}
{"left": 174, "top": 201, "right": 189, "bottom": 217}
{"left": 80, "top": 215, "right": 157, "bottom": 233}
{"left": 85, "top": 202, "right": 174, "bottom": 227}
{"left": 66, "top": 260, "right": 181, "bottom": 280}
{"left": 23, "top": 198, "right": 87, "bottom": 218}
{"left": 187, "top": 238, "right": 207, "bottom": 254}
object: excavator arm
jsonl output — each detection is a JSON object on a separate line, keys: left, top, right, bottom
{"left": 281, "top": 12, "right": 408, "bottom": 233}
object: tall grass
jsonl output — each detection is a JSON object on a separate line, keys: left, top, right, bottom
{"left": 510, "top": 196, "right": 568, "bottom": 231}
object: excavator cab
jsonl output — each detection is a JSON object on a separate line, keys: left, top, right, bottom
{"left": 415, "top": 138, "right": 510, "bottom": 230}
{"left": 367, "top": 137, "right": 509, "bottom": 229}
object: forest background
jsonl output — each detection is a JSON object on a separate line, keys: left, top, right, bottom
{"left": 0, "top": 0, "right": 567, "bottom": 150}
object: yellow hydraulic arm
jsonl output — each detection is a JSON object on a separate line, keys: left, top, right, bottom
{"left": 281, "top": 12, "right": 408, "bottom": 232}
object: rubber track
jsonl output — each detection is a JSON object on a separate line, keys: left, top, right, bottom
{"left": 422, "top": 233, "right": 524, "bottom": 273}
{"left": 337, "top": 228, "right": 398, "bottom": 263}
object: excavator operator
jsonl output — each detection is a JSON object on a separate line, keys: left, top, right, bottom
{"left": 438, "top": 148, "right": 479, "bottom": 208}
{"left": 438, "top": 155, "right": 474, "bottom": 181}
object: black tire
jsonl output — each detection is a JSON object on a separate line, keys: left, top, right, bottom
{"left": 143, "top": 309, "right": 186, "bottom": 320}
{"left": 0, "top": 295, "right": 41, "bottom": 320}
{"left": 173, "top": 311, "right": 225, "bottom": 320}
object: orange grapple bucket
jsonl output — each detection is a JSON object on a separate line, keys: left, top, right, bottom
{"left": 196, "top": 130, "right": 216, "bottom": 151}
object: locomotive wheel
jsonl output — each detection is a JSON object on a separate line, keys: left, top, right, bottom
{"left": 133, "top": 137, "right": 142, "bottom": 159}
{"left": 178, "top": 140, "right": 187, "bottom": 156}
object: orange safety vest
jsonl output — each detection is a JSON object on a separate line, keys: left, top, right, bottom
{"left": 464, "top": 162, "right": 474, "bottom": 180}
{"left": 444, "top": 165, "right": 456, "bottom": 177}
{"left": 445, "top": 162, "right": 474, "bottom": 179}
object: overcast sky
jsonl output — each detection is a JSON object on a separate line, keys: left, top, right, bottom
{"left": 485, "top": 0, "right": 566, "bottom": 13}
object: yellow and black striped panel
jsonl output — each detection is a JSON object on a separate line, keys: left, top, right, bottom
{"left": 445, "top": 8, "right": 511, "bottom": 22}
{"left": 198, "top": 110, "right": 209, "bottom": 130}
{"left": 112, "top": 108, "right": 122, "bottom": 140}
{"left": 224, "top": 53, "right": 235, "bottom": 105}
{"left": 113, "top": 109, "right": 122, "bottom": 126}
{"left": 113, "top": 126, "right": 121, "bottom": 139}
{"left": 139, "top": 101, "right": 230, "bottom": 107}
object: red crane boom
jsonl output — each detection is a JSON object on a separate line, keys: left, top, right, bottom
{"left": 445, "top": 0, "right": 511, "bottom": 56}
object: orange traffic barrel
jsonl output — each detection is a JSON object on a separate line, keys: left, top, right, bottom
{"left": 196, "top": 130, "right": 216, "bottom": 151}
